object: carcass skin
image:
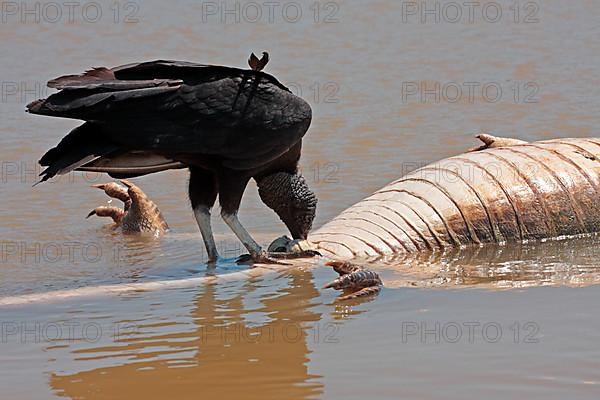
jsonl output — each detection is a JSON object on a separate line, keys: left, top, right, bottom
{"left": 308, "top": 136, "right": 600, "bottom": 260}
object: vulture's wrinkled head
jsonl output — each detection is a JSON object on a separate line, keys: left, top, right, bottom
{"left": 258, "top": 172, "right": 317, "bottom": 240}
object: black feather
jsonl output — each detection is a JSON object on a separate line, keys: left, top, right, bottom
{"left": 38, "top": 123, "right": 118, "bottom": 182}
{"left": 31, "top": 58, "right": 312, "bottom": 181}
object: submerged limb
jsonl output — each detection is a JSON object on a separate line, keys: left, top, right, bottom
{"left": 323, "top": 261, "right": 383, "bottom": 301}
{"left": 119, "top": 179, "right": 169, "bottom": 233}
{"left": 88, "top": 180, "right": 168, "bottom": 234}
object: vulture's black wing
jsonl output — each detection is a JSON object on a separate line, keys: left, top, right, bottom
{"left": 28, "top": 60, "right": 312, "bottom": 181}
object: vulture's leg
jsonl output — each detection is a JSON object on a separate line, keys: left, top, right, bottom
{"left": 195, "top": 206, "right": 218, "bottom": 262}
{"left": 86, "top": 206, "right": 125, "bottom": 225}
{"left": 221, "top": 212, "right": 261, "bottom": 254}
{"left": 189, "top": 168, "right": 219, "bottom": 263}
{"left": 218, "top": 172, "right": 286, "bottom": 264}
{"left": 323, "top": 261, "right": 383, "bottom": 301}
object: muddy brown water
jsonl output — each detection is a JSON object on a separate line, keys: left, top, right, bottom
{"left": 1, "top": 1, "right": 600, "bottom": 398}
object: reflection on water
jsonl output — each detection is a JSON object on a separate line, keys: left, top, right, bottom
{"left": 48, "top": 270, "right": 324, "bottom": 400}
{"left": 377, "top": 235, "right": 600, "bottom": 290}
{"left": 1, "top": 0, "right": 600, "bottom": 398}
{"left": 2, "top": 255, "right": 599, "bottom": 399}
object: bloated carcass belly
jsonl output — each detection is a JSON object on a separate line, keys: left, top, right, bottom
{"left": 310, "top": 138, "right": 600, "bottom": 259}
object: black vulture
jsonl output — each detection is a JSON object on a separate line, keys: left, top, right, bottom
{"left": 27, "top": 53, "right": 317, "bottom": 263}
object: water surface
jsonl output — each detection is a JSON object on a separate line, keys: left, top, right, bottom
{"left": 1, "top": 0, "right": 600, "bottom": 398}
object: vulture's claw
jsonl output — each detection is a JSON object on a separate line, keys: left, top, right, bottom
{"left": 266, "top": 249, "right": 322, "bottom": 259}
{"left": 323, "top": 261, "right": 383, "bottom": 301}
{"left": 267, "top": 236, "right": 321, "bottom": 258}
{"left": 260, "top": 236, "right": 322, "bottom": 259}
{"left": 236, "top": 251, "right": 291, "bottom": 266}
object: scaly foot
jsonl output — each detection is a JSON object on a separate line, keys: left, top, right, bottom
{"left": 236, "top": 250, "right": 291, "bottom": 265}
{"left": 88, "top": 180, "right": 168, "bottom": 234}
{"left": 323, "top": 261, "right": 383, "bottom": 301}
{"left": 267, "top": 235, "right": 322, "bottom": 259}
{"left": 267, "top": 249, "right": 321, "bottom": 259}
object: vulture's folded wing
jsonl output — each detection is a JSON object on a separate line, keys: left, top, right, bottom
{"left": 111, "top": 60, "right": 290, "bottom": 91}
{"left": 29, "top": 60, "right": 312, "bottom": 170}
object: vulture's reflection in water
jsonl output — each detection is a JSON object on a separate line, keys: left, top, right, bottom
{"left": 50, "top": 269, "right": 325, "bottom": 400}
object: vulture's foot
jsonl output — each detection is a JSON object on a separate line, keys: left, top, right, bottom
{"left": 323, "top": 261, "right": 383, "bottom": 301}
{"left": 236, "top": 250, "right": 291, "bottom": 265}
{"left": 267, "top": 235, "right": 322, "bottom": 258}
{"left": 469, "top": 133, "right": 528, "bottom": 152}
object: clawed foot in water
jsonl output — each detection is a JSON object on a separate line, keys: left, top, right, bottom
{"left": 86, "top": 180, "right": 168, "bottom": 235}
{"left": 323, "top": 261, "right": 383, "bottom": 301}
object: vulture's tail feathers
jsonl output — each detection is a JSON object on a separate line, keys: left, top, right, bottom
{"left": 37, "top": 123, "right": 118, "bottom": 185}
{"left": 26, "top": 70, "right": 181, "bottom": 120}
{"left": 77, "top": 152, "right": 187, "bottom": 179}
{"left": 47, "top": 67, "right": 116, "bottom": 89}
